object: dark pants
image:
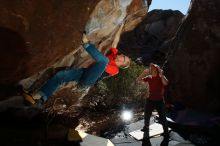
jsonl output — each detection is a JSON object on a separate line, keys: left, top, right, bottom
{"left": 143, "top": 99, "right": 169, "bottom": 139}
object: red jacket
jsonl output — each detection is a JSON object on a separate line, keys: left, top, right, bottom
{"left": 105, "top": 48, "right": 119, "bottom": 76}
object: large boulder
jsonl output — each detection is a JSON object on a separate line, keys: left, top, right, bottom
{"left": 118, "top": 9, "right": 184, "bottom": 64}
{"left": 0, "top": 0, "right": 100, "bottom": 96}
{"left": 0, "top": 0, "right": 147, "bottom": 98}
{"left": 167, "top": 0, "right": 220, "bottom": 112}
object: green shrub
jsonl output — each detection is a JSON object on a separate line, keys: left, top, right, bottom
{"left": 94, "top": 61, "right": 148, "bottom": 108}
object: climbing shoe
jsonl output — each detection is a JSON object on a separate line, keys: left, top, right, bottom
{"left": 22, "top": 90, "right": 36, "bottom": 105}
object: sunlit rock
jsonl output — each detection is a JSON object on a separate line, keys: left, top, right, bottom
{"left": 0, "top": 0, "right": 147, "bottom": 97}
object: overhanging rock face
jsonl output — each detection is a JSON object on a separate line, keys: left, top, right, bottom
{"left": 0, "top": 0, "right": 147, "bottom": 97}
{"left": 0, "top": 0, "right": 100, "bottom": 96}
{"left": 167, "top": 0, "right": 220, "bottom": 112}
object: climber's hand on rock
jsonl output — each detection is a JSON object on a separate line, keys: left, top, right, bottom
{"left": 82, "top": 33, "right": 89, "bottom": 44}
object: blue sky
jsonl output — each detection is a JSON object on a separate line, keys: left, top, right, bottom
{"left": 149, "top": 0, "right": 191, "bottom": 15}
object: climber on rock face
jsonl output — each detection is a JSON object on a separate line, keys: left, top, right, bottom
{"left": 22, "top": 23, "right": 130, "bottom": 105}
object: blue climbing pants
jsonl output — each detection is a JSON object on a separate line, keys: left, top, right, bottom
{"left": 39, "top": 43, "right": 109, "bottom": 101}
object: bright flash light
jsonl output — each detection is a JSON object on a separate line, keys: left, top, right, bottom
{"left": 121, "top": 110, "right": 133, "bottom": 121}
